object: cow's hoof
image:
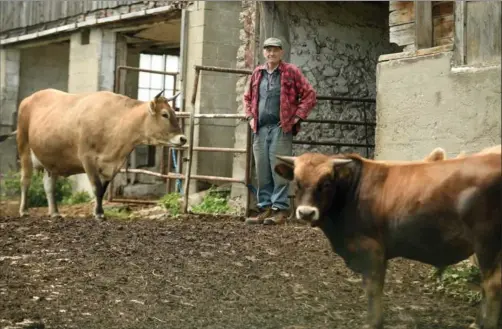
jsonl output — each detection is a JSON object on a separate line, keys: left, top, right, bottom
{"left": 50, "top": 213, "right": 62, "bottom": 219}
{"left": 94, "top": 213, "right": 106, "bottom": 220}
{"left": 19, "top": 211, "right": 29, "bottom": 217}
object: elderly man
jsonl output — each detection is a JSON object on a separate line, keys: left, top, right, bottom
{"left": 244, "top": 37, "right": 317, "bottom": 225}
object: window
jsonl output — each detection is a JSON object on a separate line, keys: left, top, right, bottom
{"left": 135, "top": 53, "right": 181, "bottom": 169}
{"left": 137, "top": 53, "right": 181, "bottom": 109}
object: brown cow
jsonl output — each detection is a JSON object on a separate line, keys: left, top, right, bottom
{"left": 0, "top": 88, "right": 186, "bottom": 219}
{"left": 275, "top": 152, "right": 501, "bottom": 329}
{"left": 427, "top": 144, "right": 501, "bottom": 269}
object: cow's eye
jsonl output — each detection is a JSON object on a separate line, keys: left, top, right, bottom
{"left": 322, "top": 180, "right": 331, "bottom": 190}
{"left": 161, "top": 112, "right": 169, "bottom": 119}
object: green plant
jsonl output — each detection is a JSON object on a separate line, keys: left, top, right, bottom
{"left": 158, "top": 192, "right": 182, "bottom": 216}
{"left": 104, "top": 206, "right": 131, "bottom": 219}
{"left": 62, "top": 191, "right": 92, "bottom": 205}
{"left": 191, "top": 187, "right": 233, "bottom": 214}
{"left": 428, "top": 262, "right": 481, "bottom": 304}
{"left": 0, "top": 170, "right": 73, "bottom": 207}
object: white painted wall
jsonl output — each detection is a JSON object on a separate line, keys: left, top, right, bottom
{"left": 375, "top": 51, "right": 501, "bottom": 160}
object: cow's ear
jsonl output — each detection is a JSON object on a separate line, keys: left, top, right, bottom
{"left": 148, "top": 100, "right": 157, "bottom": 115}
{"left": 274, "top": 163, "right": 294, "bottom": 181}
{"left": 275, "top": 155, "right": 296, "bottom": 181}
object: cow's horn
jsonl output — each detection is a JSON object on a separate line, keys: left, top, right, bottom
{"left": 154, "top": 90, "right": 165, "bottom": 99}
{"left": 276, "top": 155, "right": 296, "bottom": 166}
{"left": 331, "top": 158, "right": 352, "bottom": 166}
{"left": 165, "top": 91, "right": 181, "bottom": 101}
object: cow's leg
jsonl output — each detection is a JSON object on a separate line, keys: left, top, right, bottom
{"left": 43, "top": 170, "right": 61, "bottom": 218}
{"left": 354, "top": 240, "right": 386, "bottom": 329}
{"left": 94, "top": 179, "right": 110, "bottom": 220}
{"left": 18, "top": 148, "right": 33, "bottom": 217}
{"left": 87, "top": 175, "right": 109, "bottom": 220}
{"left": 470, "top": 288, "right": 486, "bottom": 329}
{"left": 362, "top": 260, "right": 386, "bottom": 329}
{"left": 81, "top": 159, "right": 108, "bottom": 220}
{"left": 479, "top": 266, "right": 501, "bottom": 329}
{"left": 469, "top": 254, "right": 480, "bottom": 267}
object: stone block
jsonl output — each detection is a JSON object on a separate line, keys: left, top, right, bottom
{"left": 217, "top": 44, "right": 239, "bottom": 61}
{"left": 201, "top": 42, "right": 219, "bottom": 60}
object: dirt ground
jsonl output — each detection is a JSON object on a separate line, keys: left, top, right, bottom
{"left": 0, "top": 201, "right": 493, "bottom": 329}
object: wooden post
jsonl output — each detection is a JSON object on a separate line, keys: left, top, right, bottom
{"left": 414, "top": 1, "right": 433, "bottom": 49}
{"left": 453, "top": 1, "right": 467, "bottom": 65}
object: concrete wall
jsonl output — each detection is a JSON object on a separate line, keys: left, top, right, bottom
{"left": 68, "top": 28, "right": 116, "bottom": 93}
{"left": 0, "top": 48, "right": 20, "bottom": 174}
{"left": 0, "top": 41, "right": 70, "bottom": 176}
{"left": 0, "top": 41, "right": 71, "bottom": 177}
{"left": 18, "top": 42, "right": 69, "bottom": 104}
{"left": 231, "top": 1, "right": 256, "bottom": 200}
{"left": 183, "top": 1, "right": 242, "bottom": 193}
{"left": 375, "top": 51, "right": 501, "bottom": 160}
{"left": 68, "top": 27, "right": 116, "bottom": 194}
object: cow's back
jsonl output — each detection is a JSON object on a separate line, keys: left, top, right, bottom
{"left": 17, "top": 89, "right": 138, "bottom": 176}
{"left": 367, "top": 153, "right": 501, "bottom": 266}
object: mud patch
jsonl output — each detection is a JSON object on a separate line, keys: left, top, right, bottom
{"left": 0, "top": 206, "right": 491, "bottom": 329}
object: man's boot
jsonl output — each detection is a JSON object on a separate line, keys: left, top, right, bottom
{"left": 245, "top": 207, "right": 272, "bottom": 225}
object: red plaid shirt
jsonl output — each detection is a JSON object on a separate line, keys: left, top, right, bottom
{"left": 244, "top": 61, "right": 317, "bottom": 135}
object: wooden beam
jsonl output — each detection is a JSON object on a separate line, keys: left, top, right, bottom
{"left": 414, "top": 1, "right": 433, "bottom": 49}
{"left": 453, "top": 1, "right": 466, "bottom": 65}
{"left": 378, "top": 44, "right": 453, "bottom": 63}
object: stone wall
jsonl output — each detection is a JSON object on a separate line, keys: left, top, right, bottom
{"left": 239, "top": 2, "right": 399, "bottom": 158}
{"left": 284, "top": 2, "right": 397, "bottom": 158}
{"left": 231, "top": 1, "right": 397, "bottom": 203}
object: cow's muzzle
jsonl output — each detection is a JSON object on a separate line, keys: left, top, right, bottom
{"left": 169, "top": 134, "right": 187, "bottom": 146}
{"left": 296, "top": 205, "right": 320, "bottom": 226}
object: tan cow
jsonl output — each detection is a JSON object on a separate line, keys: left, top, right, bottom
{"left": 275, "top": 152, "right": 501, "bottom": 329}
{"left": 0, "top": 88, "right": 187, "bottom": 219}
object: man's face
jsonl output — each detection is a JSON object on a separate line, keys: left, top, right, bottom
{"left": 263, "top": 46, "right": 283, "bottom": 65}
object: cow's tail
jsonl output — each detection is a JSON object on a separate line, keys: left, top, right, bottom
{"left": 0, "top": 130, "right": 17, "bottom": 143}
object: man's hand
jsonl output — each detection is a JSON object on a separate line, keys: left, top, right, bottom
{"left": 293, "top": 116, "right": 301, "bottom": 124}
{"left": 248, "top": 117, "right": 254, "bottom": 129}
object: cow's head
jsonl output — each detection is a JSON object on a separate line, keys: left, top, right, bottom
{"left": 274, "top": 153, "right": 356, "bottom": 226}
{"left": 145, "top": 90, "right": 187, "bottom": 147}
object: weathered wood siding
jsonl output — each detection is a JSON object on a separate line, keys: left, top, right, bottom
{"left": 389, "top": 1, "right": 454, "bottom": 51}
{"left": 0, "top": 1, "right": 172, "bottom": 33}
{"left": 465, "top": 1, "right": 501, "bottom": 65}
